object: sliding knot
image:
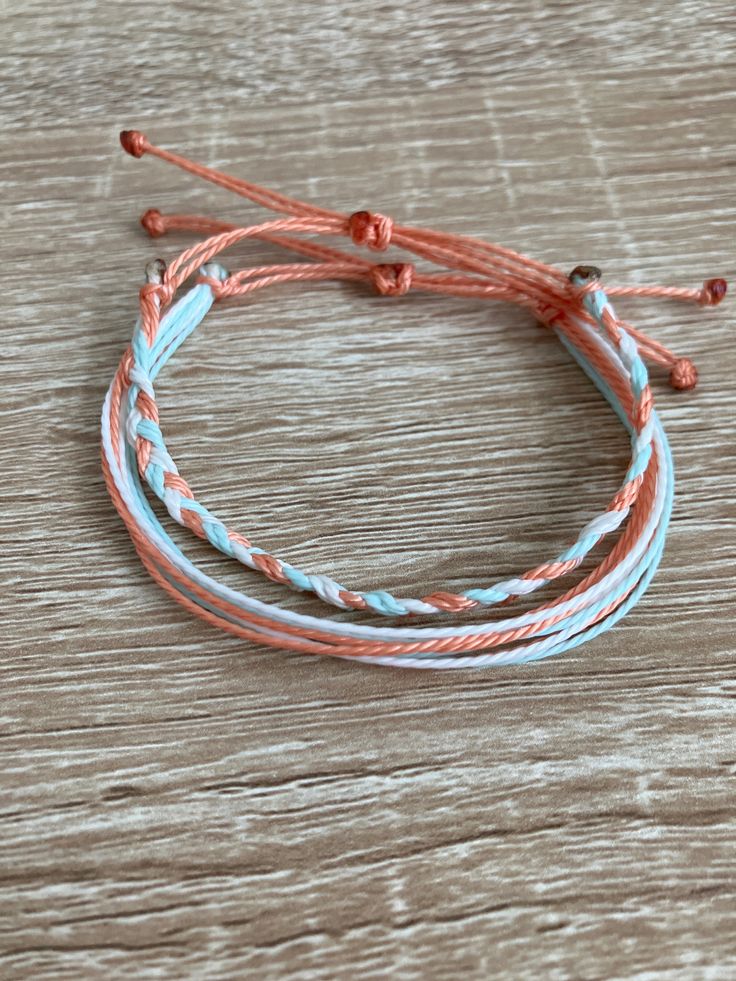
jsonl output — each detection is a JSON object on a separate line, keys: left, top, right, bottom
{"left": 119, "top": 130, "right": 149, "bottom": 158}
{"left": 348, "top": 210, "right": 393, "bottom": 251}
{"left": 371, "top": 262, "right": 414, "bottom": 296}
{"left": 141, "top": 208, "right": 167, "bottom": 238}
{"left": 196, "top": 276, "right": 228, "bottom": 298}
{"left": 699, "top": 277, "right": 728, "bottom": 306}
{"left": 669, "top": 357, "right": 698, "bottom": 391}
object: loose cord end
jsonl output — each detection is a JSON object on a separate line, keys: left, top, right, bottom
{"left": 120, "top": 130, "right": 149, "bottom": 158}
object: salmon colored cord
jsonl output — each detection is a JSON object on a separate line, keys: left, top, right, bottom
{"left": 100, "top": 130, "right": 727, "bottom": 668}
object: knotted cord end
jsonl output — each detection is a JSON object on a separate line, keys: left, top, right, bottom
{"left": 669, "top": 357, "right": 698, "bottom": 391}
{"left": 141, "top": 208, "right": 167, "bottom": 238}
{"left": 120, "top": 130, "right": 149, "bottom": 158}
{"left": 699, "top": 278, "right": 728, "bottom": 307}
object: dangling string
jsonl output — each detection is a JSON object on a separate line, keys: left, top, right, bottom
{"left": 101, "top": 131, "right": 727, "bottom": 666}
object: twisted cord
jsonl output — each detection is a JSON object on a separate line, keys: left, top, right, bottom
{"left": 123, "top": 262, "right": 654, "bottom": 616}
{"left": 102, "top": 131, "right": 727, "bottom": 666}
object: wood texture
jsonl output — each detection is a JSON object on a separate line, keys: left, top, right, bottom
{"left": 2, "top": 2, "right": 735, "bottom": 978}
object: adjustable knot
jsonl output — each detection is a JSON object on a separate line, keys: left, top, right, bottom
{"left": 698, "top": 277, "right": 728, "bottom": 306}
{"left": 371, "top": 262, "right": 414, "bottom": 297}
{"left": 194, "top": 262, "right": 231, "bottom": 299}
{"left": 141, "top": 208, "right": 167, "bottom": 238}
{"left": 119, "top": 130, "right": 150, "bottom": 158}
{"left": 669, "top": 357, "right": 698, "bottom": 391}
{"left": 348, "top": 210, "right": 393, "bottom": 251}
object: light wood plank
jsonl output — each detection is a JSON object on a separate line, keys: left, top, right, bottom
{"left": 2, "top": 2, "right": 735, "bottom": 978}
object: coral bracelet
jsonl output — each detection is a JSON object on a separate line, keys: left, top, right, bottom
{"left": 101, "top": 129, "right": 727, "bottom": 668}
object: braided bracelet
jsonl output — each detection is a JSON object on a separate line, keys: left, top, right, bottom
{"left": 102, "top": 130, "right": 727, "bottom": 668}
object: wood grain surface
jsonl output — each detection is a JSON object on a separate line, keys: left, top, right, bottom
{"left": 2, "top": 2, "right": 735, "bottom": 978}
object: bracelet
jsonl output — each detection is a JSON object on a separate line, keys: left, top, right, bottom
{"left": 101, "top": 130, "right": 726, "bottom": 668}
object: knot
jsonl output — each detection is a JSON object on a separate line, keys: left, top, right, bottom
{"left": 196, "top": 276, "right": 228, "bottom": 298}
{"left": 140, "top": 280, "right": 174, "bottom": 307}
{"left": 669, "top": 357, "right": 698, "bottom": 391}
{"left": 140, "top": 208, "right": 167, "bottom": 238}
{"left": 195, "top": 263, "right": 230, "bottom": 298}
{"left": 119, "top": 130, "right": 149, "bottom": 159}
{"left": 699, "top": 277, "right": 728, "bottom": 306}
{"left": 199, "top": 277, "right": 225, "bottom": 298}
{"left": 371, "top": 262, "right": 414, "bottom": 296}
{"left": 348, "top": 210, "right": 393, "bottom": 251}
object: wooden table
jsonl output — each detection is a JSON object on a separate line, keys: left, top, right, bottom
{"left": 3, "top": 2, "right": 735, "bottom": 977}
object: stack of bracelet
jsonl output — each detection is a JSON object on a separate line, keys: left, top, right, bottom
{"left": 101, "top": 131, "right": 727, "bottom": 668}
